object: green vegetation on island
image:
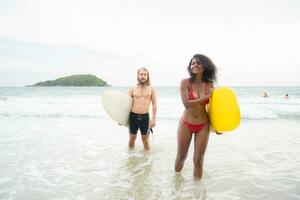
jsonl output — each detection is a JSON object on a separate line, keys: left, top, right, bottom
{"left": 29, "top": 74, "right": 108, "bottom": 87}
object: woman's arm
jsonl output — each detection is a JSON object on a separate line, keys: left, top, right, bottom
{"left": 180, "top": 79, "right": 210, "bottom": 109}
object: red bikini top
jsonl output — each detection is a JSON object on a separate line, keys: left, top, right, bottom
{"left": 188, "top": 81, "right": 209, "bottom": 105}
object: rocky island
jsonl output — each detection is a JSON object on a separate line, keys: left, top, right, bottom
{"left": 29, "top": 74, "right": 108, "bottom": 87}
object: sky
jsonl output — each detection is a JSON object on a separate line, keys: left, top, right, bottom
{"left": 0, "top": 0, "right": 300, "bottom": 86}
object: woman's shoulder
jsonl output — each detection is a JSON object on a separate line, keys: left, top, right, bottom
{"left": 180, "top": 78, "right": 190, "bottom": 85}
{"left": 205, "top": 81, "right": 214, "bottom": 92}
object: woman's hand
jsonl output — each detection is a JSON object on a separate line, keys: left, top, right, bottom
{"left": 215, "top": 131, "right": 223, "bottom": 135}
{"left": 200, "top": 94, "right": 210, "bottom": 103}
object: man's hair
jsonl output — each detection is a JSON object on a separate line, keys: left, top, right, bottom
{"left": 137, "top": 67, "right": 150, "bottom": 85}
{"left": 187, "top": 54, "right": 217, "bottom": 83}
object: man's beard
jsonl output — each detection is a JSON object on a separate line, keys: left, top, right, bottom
{"left": 138, "top": 79, "right": 147, "bottom": 85}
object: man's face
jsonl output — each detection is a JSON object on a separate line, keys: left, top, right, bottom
{"left": 138, "top": 69, "right": 148, "bottom": 84}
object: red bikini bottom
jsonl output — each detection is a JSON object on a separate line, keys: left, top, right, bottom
{"left": 181, "top": 119, "right": 207, "bottom": 134}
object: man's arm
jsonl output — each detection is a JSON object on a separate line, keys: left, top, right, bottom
{"left": 150, "top": 88, "right": 157, "bottom": 128}
{"left": 128, "top": 88, "right": 134, "bottom": 98}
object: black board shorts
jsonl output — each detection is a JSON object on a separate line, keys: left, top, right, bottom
{"left": 129, "top": 112, "right": 149, "bottom": 135}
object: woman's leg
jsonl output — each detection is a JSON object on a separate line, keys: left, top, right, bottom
{"left": 193, "top": 123, "right": 210, "bottom": 179}
{"left": 175, "top": 121, "right": 192, "bottom": 172}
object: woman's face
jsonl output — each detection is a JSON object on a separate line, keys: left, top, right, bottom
{"left": 190, "top": 58, "right": 203, "bottom": 74}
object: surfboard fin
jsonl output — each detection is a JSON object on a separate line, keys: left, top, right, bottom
{"left": 150, "top": 128, "right": 153, "bottom": 134}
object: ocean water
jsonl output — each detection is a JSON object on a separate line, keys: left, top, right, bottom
{"left": 0, "top": 86, "right": 300, "bottom": 200}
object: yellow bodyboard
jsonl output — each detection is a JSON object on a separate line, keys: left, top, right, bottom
{"left": 209, "top": 87, "right": 241, "bottom": 132}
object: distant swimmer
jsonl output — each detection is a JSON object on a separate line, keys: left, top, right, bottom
{"left": 284, "top": 93, "right": 289, "bottom": 99}
{"left": 263, "top": 92, "right": 269, "bottom": 98}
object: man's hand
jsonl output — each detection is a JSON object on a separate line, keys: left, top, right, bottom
{"left": 149, "top": 119, "right": 156, "bottom": 128}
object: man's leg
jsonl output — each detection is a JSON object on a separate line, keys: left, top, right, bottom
{"left": 128, "top": 112, "right": 138, "bottom": 149}
{"left": 141, "top": 134, "right": 150, "bottom": 150}
{"left": 140, "top": 113, "right": 150, "bottom": 150}
{"left": 129, "top": 133, "right": 137, "bottom": 148}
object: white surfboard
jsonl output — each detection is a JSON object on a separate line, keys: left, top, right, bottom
{"left": 101, "top": 90, "right": 132, "bottom": 127}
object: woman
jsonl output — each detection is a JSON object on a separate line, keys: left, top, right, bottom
{"left": 174, "top": 54, "right": 218, "bottom": 179}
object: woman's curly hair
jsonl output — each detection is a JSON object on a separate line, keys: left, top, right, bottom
{"left": 187, "top": 54, "right": 217, "bottom": 83}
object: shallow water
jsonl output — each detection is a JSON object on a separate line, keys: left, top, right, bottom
{"left": 1, "top": 116, "right": 300, "bottom": 200}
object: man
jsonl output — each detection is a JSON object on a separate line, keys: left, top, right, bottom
{"left": 128, "top": 67, "right": 157, "bottom": 151}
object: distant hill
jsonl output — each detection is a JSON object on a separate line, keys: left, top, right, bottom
{"left": 29, "top": 74, "right": 108, "bottom": 87}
